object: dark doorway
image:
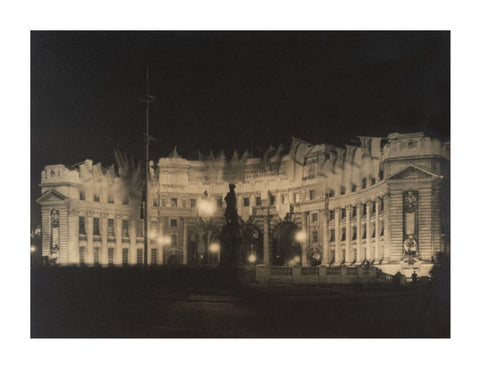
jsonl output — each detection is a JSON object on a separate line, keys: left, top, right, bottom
{"left": 272, "top": 221, "right": 302, "bottom": 266}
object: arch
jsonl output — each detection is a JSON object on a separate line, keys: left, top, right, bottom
{"left": 272, "top": 221, "right": 302, "bottom": 266}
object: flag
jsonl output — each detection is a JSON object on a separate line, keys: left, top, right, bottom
{"left": 113, "top": 143, "right": 142, "bottom": 199}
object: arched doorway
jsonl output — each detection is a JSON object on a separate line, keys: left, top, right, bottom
{"left": 272, "top": 221, "right": 302, "bottom": 266}
{"left": 243, "top": 222, "right": 263, "bottom": 264}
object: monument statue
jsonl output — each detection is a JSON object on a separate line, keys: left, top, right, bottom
{"left": 220, "top": 184, "right": 245, "bottom": 266}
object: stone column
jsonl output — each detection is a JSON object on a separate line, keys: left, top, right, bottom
{"left": 263, "top": 218, "right": 270, "bottom": 265}
{"left": 334, "top": 208, "right": 341, "bottom": 264}
{"left": 129, "top": 218, "right": 136, "bottom": 264}
{"left": 68, "top": 210, "right": 78, "bottom": 264}
{"left": 100, "top": 213, "right": 108, "bottom": 265}
{"left": 322, "top": 202, "right": 329, "bottom": 264}
{"left": 115, "top": 215, "right": 122, "bottom": 265}
{"left": 384, "top": 195, "right": 391, "bottom": 262}
{"left": 301, "top": 212, "right": 308, "bottom": 266}
{"left": 356, "top": 203, "right": 361, "bottom": 263}
{"left": 86, "top": 213, "right": 93, "bottom": 264}
{"left": 345, "top": 206, "right": 351, "bottom": 263}
{"left": 182, "top": 218, "right": 188, "bottom": 265}
{"left": 366, "top": 200, "right": 371, "bottom": 261}
{"left": 375, "top": 199, "right": 380, "bottom": 261}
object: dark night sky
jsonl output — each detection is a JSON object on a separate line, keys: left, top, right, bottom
{"left": 31, "top": 31, "right": 450, "bottom": 225}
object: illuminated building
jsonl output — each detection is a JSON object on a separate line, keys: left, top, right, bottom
{"left": 36, "top": 132, "right": 449, "bottom": 276}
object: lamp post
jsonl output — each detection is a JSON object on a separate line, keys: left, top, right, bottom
{"left": 197, "top": 193, "right": 216, "bottom": 265}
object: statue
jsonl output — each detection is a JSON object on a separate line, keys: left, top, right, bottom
{"left": 403, "top": 234, "right": 418, "bottom": 256}
{"left": 224, "top": 184, "right": 239, "bottom": 225}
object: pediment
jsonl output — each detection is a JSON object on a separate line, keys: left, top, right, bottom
{"left": 388, "top": 165, "right": 441, "bottom": 181}
{"left": 36, "top": 189, "right": 69, "bottom": 204}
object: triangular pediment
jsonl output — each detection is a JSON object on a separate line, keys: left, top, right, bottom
{"left": 36, "top": 188, "right": 69, "bottom": 204}
{"left": 388, "top": 165, "right": 441, "bottom": 181}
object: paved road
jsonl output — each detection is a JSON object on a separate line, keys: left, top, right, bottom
{"left": 31, "top": 268, "right": 449, "bottom": 337}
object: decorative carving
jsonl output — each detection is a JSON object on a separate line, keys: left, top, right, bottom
{"left": 50, "top": 209, "right": 60, "bottom": 228}
{"left": 404, "top": 191, "right": 417, "bottom": 212}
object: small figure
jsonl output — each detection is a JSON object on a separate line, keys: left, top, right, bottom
{"left": 411, "top": 270, "right": 418, "bottom": 286}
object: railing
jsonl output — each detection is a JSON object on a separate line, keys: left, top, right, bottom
{"left": 346, "top": 267, "right": 358, "bottom": 276}
{"left": 301, "top": 267, "right": 319, "bottom": 276}
{"left": 270, "top": 267, "right": 292, "bottom": 277}
{"left": 376, "top": 269, "right": 394, "bottom": 284}
{"left": 326, "top": 267, "right": 341, "bottom": 275}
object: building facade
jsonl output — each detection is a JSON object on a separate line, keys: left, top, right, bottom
{"left": 37, "top": 132, "right": 450, "bottom": 276}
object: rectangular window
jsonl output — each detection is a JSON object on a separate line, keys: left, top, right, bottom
{"left": 171, "top": 198, "right": 177, "bottom": 207}
{"left": 79, "top": 247, "right": 85, "bottom": 264}
{"left": 352, "top": 206, "right": 357, "bottom": 218}
{"left": 122, "top": 220, "right": 129, "bottom": 237}
{"left": 122, "top": 248, "right": 128, "bottom": 265}
{"left": 122, "top": 196, "right": 129, "bottom": 205}
{"left": 329, "top": 210, "right": 335, "bottom": 221}
{"left": 107, "top": 219, "right": 115, "bottom": 237}
{"left": 153, "top": 197, "right": 159, "bottom": 207}
{"left": 329, "top": 229, "right": 335, "bottom": 242}
{"left": 161, "top": 199, "right": 167, "bottom": 207}
{"left": 171, "top": 234, "right": 177, "bottom": 247}
{"left": 79, "top": 191, "right": 85, "bottom": 200}
{"left": 151, "top": 249, "right": 158, "bottom": 265}
{"left": 93, "top": 218, "right": 100, "bottom": 236}
{"left": 380, "top": 197, "right": 384, "bottom": 212}
{"left": 312, "top": 230, "right": 318, "bottom": 243}
{"left": 328, "top": 189, "right": 335, "bottom": 198}
{"left": 243, "top": 198, "right": 250, "bottom": 207}
{"left": 362, "top": 178, "right": 367, "bottom": 189}
{"left": 93, "top": 247, "right": 100, "bottom": 264}
{"left": 256, "top": 196, "right": 262, "bottom": 206}
{"left": 371, "top": 178, "right": 376, "bottom": 186}
{"left": 294, "top": 193, "right": 300, "bottom": 203}
{"left": 281, "top": 194, "right": 287, "bottom": 204}
{"left": 379, "top": 170, "right": 384, "bottom": 181}
{"left": 330, "top": 250, "right": 335, "bottom": 263}
{"left": 340, "top": 186, "right": 346, "bottom": 195}
{"left": 372, "top": 201, "right": 376, "bottom": 214}
{"left": 190, "top": 199, "right": 196, "bottom": 208}
{"left": 341, "top": 208, "right": 346, "bottom": 219}
{"left": 79, "top": 216, "right": 86, "bottom": 235}
{"left": 270, "top": 194, "right": 275, "bottom": 206}
{"left": 108, "top": 248, "right": 114, "bottom": 265}
{"left": 352, "top": 226, "right": 357, "bottom": 240}
{"left": 94, "top": 194, "right": 100, "bottom": 202}
{"left": 309, "top": 190, "right": 316, "bottom": 201}
{"left": 136, "top": 220, "right": 144, "bottom": 238}
{"left": 351, "top": 184, "right": 357, "bottom": 193}
{"left": 182, "top": 199, "right": 187, "bottom": 208}
{"left": 380, "top": 221, "right": 384, "bottom": 236}
{"left": 372, "top": 226, "right": 376, "bottom": 238}
{"left": 362, "top": 224, "right": 367, "bottom": 239}
{"left": 312, "top": 213, "right": 318, "bottom": 223}
{"left": 362, "top": 203, "right": 367, "bottom": 217}
{"left": 218, "top": 198, "right": 223, "bottom": 208}
{"left": 137, "top": 249, "right": 143, "bottom": 265}
{"left": 108, "top": 194, "right": 114, "bottom": 204}
{"left": 170, "top": 219, "right": 177, "bottom": 227}
{"left": 341, "top": 228, "right": 346, "bottom": 241}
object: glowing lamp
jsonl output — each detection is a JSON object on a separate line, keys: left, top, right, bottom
{"left": 295, "top": 230, "right": 307, "bottom": 242}
{"left": 198, "top": 199, "right": 215, "bottom": 217}
{"left": 248, "top": 254, "right": 257, "bottom": 263}
{"left": 209, "top": 242, "right": 220, "bottom": 253}
{"left": 30, "top": 245, "right": 36, "bottom": 253}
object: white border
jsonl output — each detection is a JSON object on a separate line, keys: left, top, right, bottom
{"left": 2, "top": 1, "right": 479, "bottom": 367}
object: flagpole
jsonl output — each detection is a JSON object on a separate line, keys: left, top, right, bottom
{"left": 140, "top": 65, "right": 156, "bottom": 270}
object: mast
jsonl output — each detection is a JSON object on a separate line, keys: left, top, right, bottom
{"left": 140, "top": 65, "right": 156, "bottom": 269}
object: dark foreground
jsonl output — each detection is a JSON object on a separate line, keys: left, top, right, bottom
{"left": 31, "top": 266, "right": 450, "bottom": 338}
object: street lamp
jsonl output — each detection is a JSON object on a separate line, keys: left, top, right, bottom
{"left": 198, "top": 193, "right": 216, "bottom": 264}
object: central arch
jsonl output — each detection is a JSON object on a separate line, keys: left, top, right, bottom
{"left": 272, "top": 221, "right": 302, "bottom": 266}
